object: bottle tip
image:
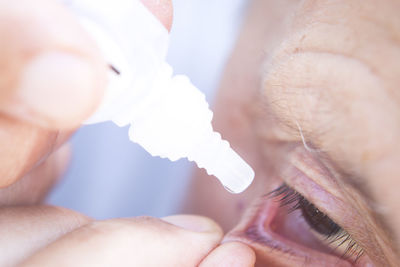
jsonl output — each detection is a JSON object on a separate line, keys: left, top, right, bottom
{"left": 221, "top": 162, "right": 255, "bottom": 194}
{"left": 215, "top": 147, "right": 255, "bottom": 194}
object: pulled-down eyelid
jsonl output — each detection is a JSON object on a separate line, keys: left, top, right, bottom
{"left": 224, "top": 193, "right": 357, "bottom": 266}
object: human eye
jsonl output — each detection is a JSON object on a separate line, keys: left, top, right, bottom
{"left": 224, "top": 145, "right": 395, "bottom": 266}
{"left": 269, "top": 183, "right": 364, "bottom": 262}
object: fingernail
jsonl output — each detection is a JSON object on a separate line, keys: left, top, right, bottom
{"left": 15, "top": 52, "right": 98, "bottom": 128}
{"left": 162, "top": 215, "right": 223, "bottom": 233}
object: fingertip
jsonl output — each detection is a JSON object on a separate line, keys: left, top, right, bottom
{"left": 140, "top": 0, "right": 173, "bottom": 31}
{"left": 162, "top": 215, "right": 224, "bottom": 235}
{"left": 14, "top": 52, "right": 105, "bottom": 129}
{"left": 0, "top": 0, "right": 173, "bottom": 130}
{"left": 0, "top": 0, "right": 107, "bottom": 130}
{"left": 22, "top": 215, "right": 222, "bottom": 267}
{"left": 0, "top": 142, "right": 71, "bottom": 205}
{"left": 200, "top": 242, "right": 256, "bottom": 267}
{"left": 0, "top": 205, "right": 91, "bottom": 267}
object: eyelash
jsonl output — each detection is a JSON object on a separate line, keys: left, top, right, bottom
{"left": 268, "top": 183, "right": 365, "bottom": 262}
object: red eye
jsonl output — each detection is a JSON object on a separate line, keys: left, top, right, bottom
{"left": 223, "top": 183, "right": 372, "bottom": 266}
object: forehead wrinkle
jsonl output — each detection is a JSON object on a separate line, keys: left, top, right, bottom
{"left": 263, "top": 47, "right": 400, "bottom": 233}
{"left": 272, "top": 1, "right": 400, "bottom": 109}
{"left": 264, "top": 48, "right": 400, "bottom": 166}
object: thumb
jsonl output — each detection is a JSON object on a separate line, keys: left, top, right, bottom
{"left": 0, "top": 0, "right": 173, "bottom": 129}
{"left": 22, "top": 215, "right": 223, "bottom": 267}
{"left": 0, "top": 0, "right": 107, "bottom": 129}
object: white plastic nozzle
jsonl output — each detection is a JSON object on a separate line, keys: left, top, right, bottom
{"left": 188, "top": 131, "right": 255, "bottom": 193}
{"left": 127, "top": 67, "right": 255, "bottom": 193}
{"left": 66, "top": 0, "right": 255, "bottom": 193}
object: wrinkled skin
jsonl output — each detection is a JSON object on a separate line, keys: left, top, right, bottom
{"left": 2, "top": 0, "right": 400, "bottom": 266}
{"left": 185, "top": 0, "right": 400, "bottom": 266}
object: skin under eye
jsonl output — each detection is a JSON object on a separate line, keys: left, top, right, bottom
{"left": 222, "top": 145, "right": 378, "bottom": 266}
{"left": 224, "top": 181, "right": 374, "bottom": 266}
{"left": 269, "top": 183, "right": 365, "bottom": 262}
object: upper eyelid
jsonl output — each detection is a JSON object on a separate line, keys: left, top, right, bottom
{"left": 285, "top": 146, "right": 344, "bottom": 201}
{"left": 279, "top": 147, "right": 363, "bottom": 235}
{"left": 281, "top": 161, "right": 348, "bottom": 225}
{"left": 269, "top": 183, "right": 366, "bottom": 261}
{"left": 280, "top": 146, "right": 397, "bottom": 265}
{"left": 288, "top": 144, "right": 397, "bottom": 245}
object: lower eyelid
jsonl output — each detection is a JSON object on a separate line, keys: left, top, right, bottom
{"left": 224, "top": 195, "right": 357, "bottom": 266}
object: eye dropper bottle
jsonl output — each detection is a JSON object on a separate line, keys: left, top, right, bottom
{"left": 65, "top": 0, "right": 254, "bottom": 193}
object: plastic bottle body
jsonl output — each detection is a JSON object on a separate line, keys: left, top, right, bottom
{"left": 66, "top": 0, "right": 170, "bottom": 126}
{"left": 66, "top": 0, "right": 255, "bottom": 193}
{"left": 129, "top": 64, "right": 254, "bottom": 193}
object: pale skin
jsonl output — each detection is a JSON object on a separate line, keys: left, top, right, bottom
{"left": 0, "top": 0, "right": 255, "bottom": 266}
{"left": 1, "top": 0, "right": 399, "bottom": 266}
{"left": 186, "top": 0, "right": 400, "bottom": 266}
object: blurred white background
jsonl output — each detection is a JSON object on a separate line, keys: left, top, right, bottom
{"left": 47, "top": 0, "right": 248, "bottom": 219}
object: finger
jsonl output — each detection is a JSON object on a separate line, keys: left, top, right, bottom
{"left": 0, "top": 0, "right": 108, "bottom": 129}
{"left": 22, "top": 215, "right": 223, "bottom": 267}
{"left": 0, "top": 0, "right": 173, "bottom": 130}
{"left": 0, "top": 143, "right": 70, "bottom": 205}
{"left": 0, "top": 205, "right": 90, "bottom": 267}
{"left": 199, "top": 242, "right": 256, "bottom": 267}
{"left": 0, "top": 0, "right": 173, "bottom": 188}
{"left": 141, "top": 0, "right": 173, "bottom": 31}
{"left": 0, "top": 114, "right": 59, "bottom": 187}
